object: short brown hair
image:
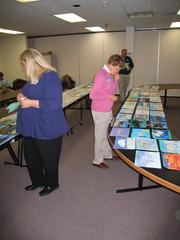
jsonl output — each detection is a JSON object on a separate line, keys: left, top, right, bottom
{"left": 107, "top": 54, "right": 123, "bottom": 66}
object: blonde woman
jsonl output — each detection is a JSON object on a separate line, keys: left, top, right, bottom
{"left": 16, "top": 49, "right": 69, "bottom": 196}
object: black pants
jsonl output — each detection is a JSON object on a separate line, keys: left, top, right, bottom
{"left": 24, "top": 136, "right": 63, "bottom": 188}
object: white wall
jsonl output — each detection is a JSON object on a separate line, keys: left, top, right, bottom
{"left": 159, "top": 29, "right": 180, "bottom": 84}
{"left": 159, "top": 30, "right": 180, "bottom": 96}
{"left": 77, "top": 34, "right": 104, "bottom": 84}
{"left": 0, "top": 34, "right": 27, "bottom": 84}
{"left": 134, "top": 30, "right": 159, "bottom": 87}
{"left": 0, "top": 30, "right": 179, "bottom": 95}
{"left": 31, "top": 35, "right": 80, "bottom": 84}
{"left": 32, "top": 32, "right": 126, "bottom": 85}
{"left": 31, "top": 29, "right": 180, "bottom": 96}
{"left": 77, "top": 32, "right": 125, "bottom": 84}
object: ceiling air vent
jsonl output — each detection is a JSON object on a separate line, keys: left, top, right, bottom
{"left": 128, "top": 12, "right": 153, "bottom": 18}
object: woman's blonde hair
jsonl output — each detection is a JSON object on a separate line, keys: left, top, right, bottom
{"left": 20, "top": 48, "right": 56, "bottom": 84}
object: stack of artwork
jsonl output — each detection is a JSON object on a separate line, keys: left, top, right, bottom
{"left": 63, "top": 83, "right": 92, "bottom": 108}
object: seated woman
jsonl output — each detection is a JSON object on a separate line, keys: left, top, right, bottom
{"left": 0, "top": 72, "right": 9, "bottom": 88}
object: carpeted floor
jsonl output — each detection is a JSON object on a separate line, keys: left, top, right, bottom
{"left": 0, "top": 97, "right": 179, "bottom": 240}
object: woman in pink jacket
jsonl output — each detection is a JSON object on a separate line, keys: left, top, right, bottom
{"left": 90, "top": 54, "right": 123, "bottom": 168}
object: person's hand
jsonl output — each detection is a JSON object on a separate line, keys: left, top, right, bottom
{"left": 110, "top": 95, "right": 118, "bottom": 102}
{"left": 113, "top": 73, "right": 120, "bottom": 81}
{"left": 20, "top": 98, "right": 32, "bottom": 108}
{"left": 16, "top": 88, "right": 39, "bottom": 109}
{"left": 20, "top": 98, "right": 40, "bottom": 109}
{"left": 17, "top": 93, "right": 26, "bottom": 102}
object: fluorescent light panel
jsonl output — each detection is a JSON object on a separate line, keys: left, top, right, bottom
{"left": 0, "top": 28, "right": 24, "bottom": 34}
{"left": 177, "top": 9, "right": 180, "bottom": 15}
{"left": 85, "top": 27, "right": 105, "bottom": 32}
{"left": 170, "top": 22, "right": 180, "bottom": 28}
{"left": 16, "top": 0, "right": 40, "bottom": 3}
{"left": 54, "top": 13, "right": 86, "bottom": 23}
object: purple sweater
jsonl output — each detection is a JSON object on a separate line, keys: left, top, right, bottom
{"left": 90, "top": 67, "right": 118, "bottom": 112}
{"left": 16, "top": 71, "right": 69, "bottom": 140}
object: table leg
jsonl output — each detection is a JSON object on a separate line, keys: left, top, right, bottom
{"left": 4, "top": 139, "right": 26, "bottom": 167}
{"left": 163, "top": 89, "right": 167, "bottom": 108}
{"left": 116, "top": 173, "right": 161, "bottom": 193}
{"left": 5, "top": 144, "right": 19, "bottom": 166}
{"left": 80, "top": 99, "right": 83, "bottom": 125}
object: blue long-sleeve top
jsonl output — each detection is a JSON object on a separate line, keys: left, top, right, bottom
{"left": 16, "top": 71, "right": 69, "bottom": 140}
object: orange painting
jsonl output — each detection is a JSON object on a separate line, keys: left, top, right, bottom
{"left": 162, "top": 153, "right": 180, "bottom": 171}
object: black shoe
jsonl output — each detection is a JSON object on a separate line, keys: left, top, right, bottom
{"left": 25, "top": 184, "right": 45, "bottom": 191}
{"left": 39, "top": 185, "right": 59, "bottom": 197}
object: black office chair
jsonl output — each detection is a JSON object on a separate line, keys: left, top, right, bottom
{"left": 11, "top": 79, "right": 27, "bottom": 90}
{"left": 61, "top": 75, "right": 75, "bottom": 91}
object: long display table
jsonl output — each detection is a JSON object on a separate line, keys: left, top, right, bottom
{"left": 108, "top": 86, "right": 180, "bottom": 194}
{"left": 154, "top": 83, "right": 180, "bottom": 107}
{"left": 0, "top": 83, "right": 92, "bottom": 166}
{"left": 0, "top": 89, "right": 21, "bottom": 106}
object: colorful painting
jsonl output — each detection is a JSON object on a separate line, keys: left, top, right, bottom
{"left": 150, "top": 96, "right": 161, "bottom": 103}
{"left": 129, "top": 119, "right": 147, "bottom": 128}
{"left": 135, "top": 138, "right": 159, "bottom": 151}
{"left": 150, "top": 103, "right": 163, "bottom": 111}
{"left": 159, "top": 140, "right": 180, "bottom": 153}
{"left": 131, "top": 128, "right": 151, "bottom": 139}
{"left": 150, "top": 110, "right": 165, "bottom": 117}
{"left": 135, "top": 150, "right": 161, "bottom": 169}
{"left": 119, "top": 108, "right": 134, "bottom": 114}
{"left": 150, "top": 116, "right": 168, "bottom": 129}
{"left": 133, "top": 114, "right": 149, "bottom": 121}
{"left": 114, "top": 137, "right": 135, "bottom": 150}
{"left": 115, "top": 113, "right": 133, "bottom": 121}
{"left": 110, "top": 127, "right": 130, "bottom": 137}
{"left": 161, "top": 153, "right": 180, "bottom": 171}
{"left": 152, "top": 129, "right": 172, "bottom": 140}
{"left": 113, "top": 119, "right": 129, "bottom": 128}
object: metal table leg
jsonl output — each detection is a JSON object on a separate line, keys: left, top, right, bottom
{"left": 116, "top": 173, "right": 161, "bottom": 193}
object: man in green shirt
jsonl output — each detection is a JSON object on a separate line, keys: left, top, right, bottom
{"left": 119, "top": 49, "right": 134, "bottom": 102}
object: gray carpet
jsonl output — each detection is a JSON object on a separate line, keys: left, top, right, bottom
{"left": 0, "top": 98, "right": 179, "bottom": 240}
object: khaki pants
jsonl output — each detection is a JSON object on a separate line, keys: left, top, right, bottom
{"left": 92, "top": 110, "right": 113, "bottom": 164}
{"left": 119, "top": 74, "right": 130, "bottom": 102}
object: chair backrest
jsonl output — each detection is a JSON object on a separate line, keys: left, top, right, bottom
{"left": 61, "top": 75, "right": 75, "bottom": 91}
{"left": 12, "top": 79, "right": 27, "bottom": 90}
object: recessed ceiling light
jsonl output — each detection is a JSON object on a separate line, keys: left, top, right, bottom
{"left": 85, "top": 27, "right": 106, "bottom": 32}
{"left": 170, "top": 22, "right": 180, "bottom": 28}
{"left": 0, "top": 28, "right": 24, "bottom": 34}
{"left": 16, "top": 0, "right": 40, "bottom": 3}
{"left": 177, "top": 9, "right": 180, "bottom": 15}
{"left": 54, "top": 13, "right": 86, "bottom": 23}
